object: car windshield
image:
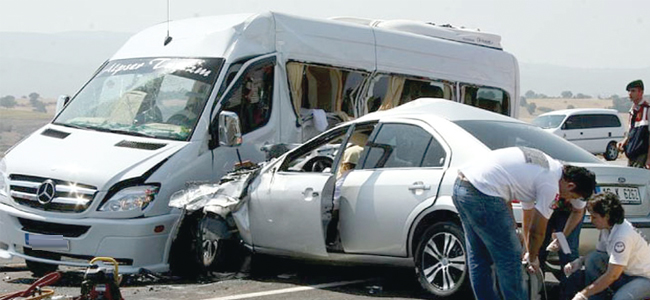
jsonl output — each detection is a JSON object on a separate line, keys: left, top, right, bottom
{"left": 531, "top": 114, "right": 566, "bottom": 129}
{"left": 54, "top": 57, "right": 224, "bottom": 141}
{"left": 455, "top": 120, "right": 602, "bottom": 163}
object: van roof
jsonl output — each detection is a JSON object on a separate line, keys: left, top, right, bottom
{"left": 538, "top": 108, "right": 620, "bottom": 116}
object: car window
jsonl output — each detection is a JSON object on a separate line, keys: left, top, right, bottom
{"left": 455, "top": 120, "right": 602, "bottom": 163}
{"left": 531, "top": 114, "right": 565, "bottom": 129}
{"left": 362, "top": 123, "right": 437, "bottom": 169}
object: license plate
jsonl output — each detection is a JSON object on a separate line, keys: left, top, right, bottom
{"left": 24, "top": 233, "right": 69, "bottom": 251}
{"left": 597, "top": 186, "right": 641, "bottom": 204}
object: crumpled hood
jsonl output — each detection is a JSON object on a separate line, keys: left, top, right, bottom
{"left": 5, "top": 125, "right": 186, "bottom": 190}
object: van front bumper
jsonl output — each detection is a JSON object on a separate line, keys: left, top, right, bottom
{"left": 0, "top": 202, "right": 179, "bottom": 273}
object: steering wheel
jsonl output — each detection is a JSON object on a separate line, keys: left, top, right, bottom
{"left": 303, "top": 157, "right": 333, "bottom": 172}
{"left": 167, "top": 113, "right": 192, "bottom": 126}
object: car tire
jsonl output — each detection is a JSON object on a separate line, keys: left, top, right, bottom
{"left": 415, "top": 222, "right": 470, "bottom": 298}
{"left": 196, "top": 213, "right": 231, "bottom": 271}
{"left": 604, "top": 141, "right": 619, "bottom": 161}
{"left": 23, "top": 248, "right": 59, "bottom": 277}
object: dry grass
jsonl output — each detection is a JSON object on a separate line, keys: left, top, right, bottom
{"left": 0, "top": 98, "right": 56, "bottom": 157}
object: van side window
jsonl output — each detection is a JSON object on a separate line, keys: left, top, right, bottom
{"left": 461, "top": 85, "right": 510, "bottom": 116}
{"left": 361, "top": 123, "right": 437, "bottom": 169}
{"left": 222, "top": 59, "right": 275, "bottom": 134}
{"left": 286, "top": 62, "right": 369, "bottom": 141}
{"left": 365, "top": 74, "right": 453, "bottom": 113}
{"left": 564, "top": 114, "right": 622, "bottom": 130}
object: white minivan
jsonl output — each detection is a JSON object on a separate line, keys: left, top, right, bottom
{"left": 0, "top": 11, "right": 521, "bottom": 276}
{"left": 532, "top": 108, "right": 625, "bottom": 160}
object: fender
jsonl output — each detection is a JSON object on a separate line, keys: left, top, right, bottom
{"left": 407, "top": 195, "right": 460, "bottom": 257}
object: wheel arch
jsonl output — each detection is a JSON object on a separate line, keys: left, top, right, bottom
{"left": 408, "top": 197, "right": 461, "bottom": 257}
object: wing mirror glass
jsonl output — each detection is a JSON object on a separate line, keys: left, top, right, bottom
{"left": 218, "top": 111, "right": 242, "bottom": 147}
{"left": 55, "top": 95, "right": 70, "bottom": 115}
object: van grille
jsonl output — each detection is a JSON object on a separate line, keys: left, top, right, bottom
{"left": 18, "top": 218, "right": 90, "bottom": 237}
{"left": 8, "top": 174, "right": 97, "bottom": 213}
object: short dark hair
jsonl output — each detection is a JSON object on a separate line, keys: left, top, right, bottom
{"left": 562, "top": 165, "right": 596, "bottom": 199}
{"left": 588, "top": 192, "right": 625, "bottom": 226}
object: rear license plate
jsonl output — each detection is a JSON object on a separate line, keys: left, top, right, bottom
{"left": 596, "top": 186, "right": 641, "bottom": 204}
{"left": 24, "top": 233, "right": 69, "bottom": 251}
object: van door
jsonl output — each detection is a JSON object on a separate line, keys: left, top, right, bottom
{"left": 562, "top": 115, "right": 595, "bottom": 153}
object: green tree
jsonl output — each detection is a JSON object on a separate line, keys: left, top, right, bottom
{"left": 0, "top": 95, "right": 17, "bottom": 108}
{"left": 525, "top": 90, "right": 536, "bottom": 98}
{"left": 561, "top": 91, "right": 573, "bottom": 98}
{"left": 526, "top": 102, "right": 536, "bottom": 114}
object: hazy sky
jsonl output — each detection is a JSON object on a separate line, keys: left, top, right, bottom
{"left": 1, "top": 0, "right": 649, "bottom": 69}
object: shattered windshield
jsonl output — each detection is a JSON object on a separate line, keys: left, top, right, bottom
{"left": 54, "top": 57, "right": 224, "bottom": 141}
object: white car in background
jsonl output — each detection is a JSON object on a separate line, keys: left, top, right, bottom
{"left": 531, "top": 108, "right": 626, "bottom": 161}
{"left": 175, "top": 99, "right": 650, "bottom": 298}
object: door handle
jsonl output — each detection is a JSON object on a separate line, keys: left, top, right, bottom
{"left": 408, "top": 182, "right": 431, "bottom": 191}
{"left": 302, "top": 188, "right": 319, "bottom": 201}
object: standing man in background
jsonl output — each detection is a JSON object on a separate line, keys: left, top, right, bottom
{"left": 617, "top": 80, "right": 649, "bottom": 168}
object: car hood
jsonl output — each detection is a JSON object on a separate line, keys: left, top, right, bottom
{"left": 4, "top": 125, "right": 186, "bottom": 190}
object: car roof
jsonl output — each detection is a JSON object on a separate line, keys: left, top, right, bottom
{"left": 537, "top": 108, "right": 619, "bottom": 117}
{"left": 356, "top": 97, "right": 521, "bottom": 123}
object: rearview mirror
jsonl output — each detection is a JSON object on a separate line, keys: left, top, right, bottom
{"left": 218, "top": 111, "right": 242, "bottom": 147}
{"left": 55, "top": 95, "right": 70, "bottom": 115}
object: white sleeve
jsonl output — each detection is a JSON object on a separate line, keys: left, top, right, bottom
{"left": 608, "top": 234, "right": 631, "bottom": 267}
{"left": 535, "top": 183, "right": 558, "bottom": 219}
{"left": 521, "top": 201, "right": 535, "bottom": 210}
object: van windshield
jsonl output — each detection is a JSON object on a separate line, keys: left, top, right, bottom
{"left": 531, "top": 115, "right": 566, "bottom": 129}
{"left": 54, "top": 57, "right": 224, "bottom": 141}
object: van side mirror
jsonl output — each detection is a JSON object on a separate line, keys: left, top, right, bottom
{"left": 55, "top": 95, "right": 70, "bottom": 115}
{"left": 218, "top": 111, "right": 242, "bottom": 147}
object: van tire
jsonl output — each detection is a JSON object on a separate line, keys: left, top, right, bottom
{"left": 415, "top": 222, "right": 470, "bottom": 298}
{"left": 604, "top": 142, "right": 618, "bottom": 161}
{"left": 23, "top": 248, "right": 59, "bottom": 277}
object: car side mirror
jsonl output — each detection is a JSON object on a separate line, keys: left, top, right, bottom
{"left": 55, "top": 94, "right": 70, "bottom": 115}
{"left": 218, "top": 111, "right": 242, "bottom": 147}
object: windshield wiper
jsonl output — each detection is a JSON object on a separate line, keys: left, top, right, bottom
{"left": 56, "top": 122, "right": 87, "bottom": 130}
{"left": 102, "top": 128, "right": 156, "bottom": 138}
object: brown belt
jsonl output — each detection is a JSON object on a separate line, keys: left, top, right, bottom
{"left": 458, "top": 172, "right": 469, "bottom": 182}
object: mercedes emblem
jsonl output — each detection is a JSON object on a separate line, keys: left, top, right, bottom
{"left": 37, "top": 179, "right": 56, "bottom": 204}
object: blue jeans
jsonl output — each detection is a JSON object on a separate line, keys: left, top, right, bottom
{"left": 452, "top": 178, "right": 527, "bottom": 300}
{"left": 563, "top": 251, "right": 650, "bottom": 300}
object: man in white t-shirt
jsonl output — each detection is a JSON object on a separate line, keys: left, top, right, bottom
{"left": 563, "top": 192, "right": 650, "bottom": 300}
{"left": 452, "top": 147, "right": 596, "bottom": 300}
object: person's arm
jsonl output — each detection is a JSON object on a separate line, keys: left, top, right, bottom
{"left": 574, "top": 263, "right": 624, "bottom": 299}
{"left": 562, "top": 207, "right": 585, "bottom": 237}
{"left": 527, "top": 208, "right": 549, "bottom": 272}
{"left": 522, "top": 207, "right": 534, "bottom": 249}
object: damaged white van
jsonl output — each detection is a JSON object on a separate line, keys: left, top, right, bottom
{"left": 0, "top": 11, "right": 520, "bottom": 275}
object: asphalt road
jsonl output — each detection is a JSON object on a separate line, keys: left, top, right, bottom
{"left": 0, "top": 155, "right": 623, "bottom": 299}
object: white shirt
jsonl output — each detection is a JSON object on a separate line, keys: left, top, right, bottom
{"left": 596, "top": 220, "right": 650, "bottom": 278}
{"left": 460, "top": 147, "right": 570, "bottom": 219}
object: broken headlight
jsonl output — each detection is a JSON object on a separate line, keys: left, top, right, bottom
{"left": 98, "top": 185, "right": 159, "bottom": 212}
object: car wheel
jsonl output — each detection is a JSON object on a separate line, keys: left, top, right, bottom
{"left": 197, "top": 214, "right": 230, "bottom": 270}
{"left": 415, "top": 222, "right": 470, "bottom": 298}
{"left": 604, "top": 141, "right": 618, "bottom": 161}
{"left": 23, "top": 248, "right": 59, "bottom": 277}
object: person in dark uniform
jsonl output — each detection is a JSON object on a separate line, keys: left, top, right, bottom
{"left": 617, "top": 80, "right": 649, "bottom": 168}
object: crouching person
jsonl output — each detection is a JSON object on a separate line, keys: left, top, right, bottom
{"left": 563, "top": 192, "right": 650, "bottom": 300}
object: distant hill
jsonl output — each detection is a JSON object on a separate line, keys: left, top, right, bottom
{"left": 0, "top": 31, "right": 649, "bottom": 98}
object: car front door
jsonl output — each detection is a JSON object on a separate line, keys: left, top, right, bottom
{"left": 338, "top": 120, "right": 449, "bottom": 257}
{"left": 248, "top": 125, "right": 353, "bottom": 257}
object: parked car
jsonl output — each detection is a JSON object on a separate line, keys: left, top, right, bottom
{"left": 170, "top": 99, "right": 650, "bottom": 298}
{"left": 531, "top": 108, "right": 626, "bottom": 161}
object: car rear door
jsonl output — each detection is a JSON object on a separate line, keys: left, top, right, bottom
{"left": 338, "top": 120, "right": 449, "bottom": 256}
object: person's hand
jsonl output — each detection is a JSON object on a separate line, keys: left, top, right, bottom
{"left": 521, "top": 252, "right": 529, "bottom": 263}
{"left": 617, "top": 141, "right": 625, "bottom": 152}
{"left": 546, "top": 238, "right": 560, "bottom": 252}
{"left": 645, "top": 157, "right": 650, "bottom": 169}
{"left": 571, "top": 292, "right": 588, "bottom": 300}
{"left": 564, "top": 257, "right": 584, "bottom": 277}
{"left": 525, "top": 255, "right": 540, "bottom": 274}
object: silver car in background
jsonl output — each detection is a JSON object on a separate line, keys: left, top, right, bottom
{"left": 173, "top": 98, "right": 650, "bottom": 298}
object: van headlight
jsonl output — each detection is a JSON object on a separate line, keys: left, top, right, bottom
{"left": 0, "top": 158, "right": 9, "bottom": 197}
{"left": 98, "top": 185, "right": 159, "bottom": 212}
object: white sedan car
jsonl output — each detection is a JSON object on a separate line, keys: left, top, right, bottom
{"left": 192, "top": 98, "right": 650, "bottom": 298}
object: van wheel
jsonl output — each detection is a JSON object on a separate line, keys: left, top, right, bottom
{"left": 604, "top": 141, "right": 618, "bottom": 161}
{"left": 23, "top": 248, "right": 59, "bottom": 277}
{"left": 415, "top": 222, "right": 470, "bottom": 298}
